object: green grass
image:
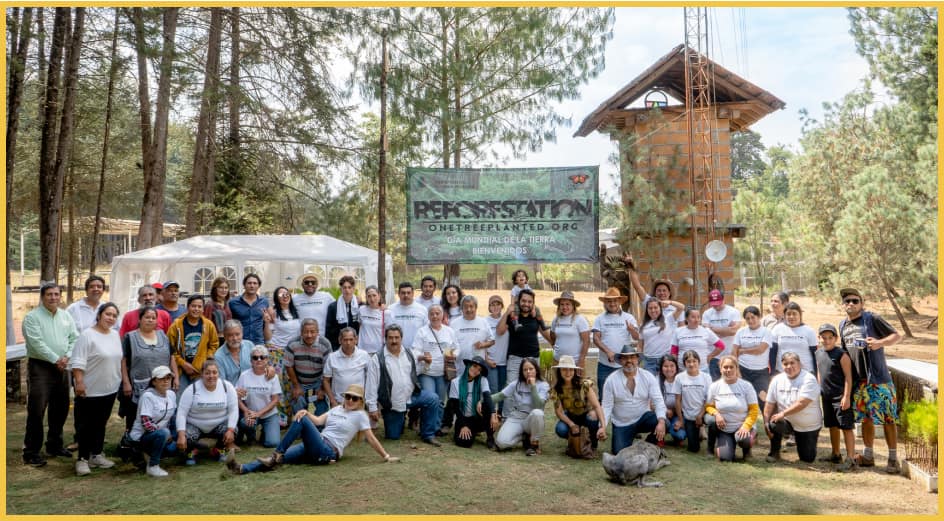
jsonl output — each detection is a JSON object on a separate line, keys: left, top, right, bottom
{"left": 5, "top": 403, "right": 936, "bottom": 515}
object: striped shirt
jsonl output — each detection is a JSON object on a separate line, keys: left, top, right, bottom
{"left": 283, "top": 336, "right": 332, "bottom": 386}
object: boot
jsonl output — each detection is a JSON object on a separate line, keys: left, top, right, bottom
{"left": 256, "top": 450, "right": 284, "bottom": 469}
{"left": 521, "top": 433, "right": 531, "bottom": 451}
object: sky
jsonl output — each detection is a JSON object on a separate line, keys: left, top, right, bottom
{"left": 496, "top": 7, "right": 878, "bottom": 200}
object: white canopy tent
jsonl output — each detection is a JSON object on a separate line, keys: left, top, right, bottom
{"left": 109, "top": 235, "right": 394, "bottom": 315}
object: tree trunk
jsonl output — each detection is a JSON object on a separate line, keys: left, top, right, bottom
{"left": 138, "top": 7, "right": 179, "bottom": 250}
{"left": 6, "top": 7, "right": 32, "bottom": 284}
{"left": 35, "top": 8, "right": 46, "bottom": 123}
{"left": 186, "top": 7, "right": 223, "bottom": 237}
{"left": 129, "top": 7, "right": 153, "bottom": 245}
{"left": 377, "top": 30, "right": 389, "bottom": 301}
{"left": 37, "top": 7, "right": 68, "bottom": 282}
{"left": 89, "top": 9, "right": 121, "bottom": 275}
{"left": 881, "top": 277, "right": 913, "bottom": 338}
{"left": 66, "top": 165, "right": 76, "bottom": 302}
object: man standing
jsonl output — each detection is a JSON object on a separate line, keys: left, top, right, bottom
{"left": 322, "top": 328, "right": 371, "bottom": 409}
{"left": 496, "top": 289, "right": 551, "bottom": 386}
{"left": 416, "top": 275, "right": 441, "bottom": 309}
{"left": 702, "top": 289, "right": 742, "bottom": 380}
{"left": 66, "top": 275, "right": 106, "bottom": 333}
{"left": 387, "top": 282, "right": 429, "bottom": 350}
{"left": 591, "top": 288, "right": 640, "bottom": 396}
{"left": 601, "top": 345, "right": 666, "bottom": 454}
{"left": 119, "top": 286, "right": 172, "bottom": 337}
{"left": 22, "top": 282, "right": 78, "bottom": 466}
{"left": 838, "top": 287, "right": 902, "bottom": 474}
{"left": 365, "top": 324, "right": 443, "bottom": 446}
{"left": 293, "top": 273, "right": 335, "bottom": 335}
{"left": 157, "top": 281, "right": 185, "bottom": 321}
{"left": 325, "top": 275, "right": 361, "bottom": 351}
{"left": 284, "top": 319, "right": 333, "bottom": 416}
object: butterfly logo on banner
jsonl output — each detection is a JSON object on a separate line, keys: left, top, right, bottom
{"left": 569, "top": 173, "right": 589, "bottom": 186}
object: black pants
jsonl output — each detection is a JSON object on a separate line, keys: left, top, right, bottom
{"left": 683, "top": 419, "right": 702, "bottom": 453}
{"left": 453, "top": 414, "right": 493, "bottom": 448}
{"left": 769, "top": 419, "right": 820, "bottom": 463}
{"left": 24, "top": 359, "right": 71, "bottom": 457}
{"left": 74, "top": 392, "right": 118, "bottom": 460}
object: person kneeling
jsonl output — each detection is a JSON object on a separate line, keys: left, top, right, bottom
{"left": 445, "top": 356, "right": 495, "bottom": 449}
{"left": 227, "top": 384, "right": 398, "bottom": 474}
{"left": 491, "top": 357, "right": 548, "bottom": 456}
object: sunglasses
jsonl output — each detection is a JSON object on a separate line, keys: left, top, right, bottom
{"left": 251, "top": 355, "right": 268, "bottom": 361}
{"left": 303, "top": 280, "right": 317, "bottom": 285}
{"left": 843, "top": 298, "right": 860, "bottom": 305}
{"left": 343, "top": 394, "right": 362, "bottom": 402}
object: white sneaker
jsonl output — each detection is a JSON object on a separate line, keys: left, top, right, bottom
{"left": 75, "top": 458, "right": 91, "bottom": 476}
{"left": 89, "top": 453, "right": 116, "bottom": 468}
{"left": 146, "top": 465, "right": 168, "bottom": 478}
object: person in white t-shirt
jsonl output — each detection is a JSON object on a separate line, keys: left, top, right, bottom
{"left": 322, "top": 328, "right": 371, "bottom": 408}
{"left": 292, "top": 273, "right": 335, "bottom": 334}
{"left": 732, "top": 306, "right": 773, "bottom": 409}
{"left": 66, "top": 275, "right": 106, "bottom": 333}
{"left": 357, "top": 286, "right": 392, "bottom": 355}
{"left": 484, "top": 295, "right": 510, "bottom": 414}
{"left": 175, "top": 359, "right": 239, "bottom": 465}
{"left": 671, "top": 309, "right": 725, "bottom": 374}
{"left": 591, "top": 288, "right": 640, "bottom": 396}
{"left": 705, "top": 355, "right": 759, "bottom": 462}
{"left": 548, "top": 291, "right": 591, "bottom": 366}
{"left": 226, "top": 383, "right": 399, "bottom": 474}
{"left": 236, "top": 346, "right": 283, "bottom": 447}
{"left": 416, "top": 275, "right": 441, "bottom": 310}
{"left": 764, "top": 352, "right": 822, "bottom": 464}
{"left": 386, "top": 282, "right": 429, "bottom": 350}
{"left": 129, "top": 366, "right": 177, "bottom": 478}
{"left": 639, "top": 297, "right": 684, "bottom": 375}
{"left": 450, "top": 296, "right": 495, "bottom": 380}
{"left": 701, "top": 289, "right": 742, "bottom": 381}
{"left": 676, "top": 349, "right": 712, "bottom": 454}
{"left": 770, "top": 302, "right": 819, "bottom": 374}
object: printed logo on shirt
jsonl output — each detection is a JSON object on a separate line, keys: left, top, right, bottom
{"left": 193, "top": 400, "right": 226, "bottom": 410}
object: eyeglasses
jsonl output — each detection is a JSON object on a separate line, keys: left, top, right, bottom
{"left": 303, "top": 280, "right": 317, "bottom": 286}
{"left": 343, "top": 394, "right": 362, "bottom": 402}
{"left": 844, "top": 298, "right": 860, "bottom": 305}
{"left": 251, "top": 355, "right": 268, "bottom": 361}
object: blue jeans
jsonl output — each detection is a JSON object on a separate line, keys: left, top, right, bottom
{"left": 486, "top": 365, "right": 507, "bottom": 414}
{"left": 290, "top": 383, "right": 331, "bottom": 417}
{"left": 554, "top": 411, "right": 600, "bottom": 449}
{"left": 238, "top": 413, "right": 281, "bottom": 448}
{"left": 241, "top": 416, "right": 337, "bottom": 473}
{"left": 418, "top": 374, "right": 447, "bottom": 404}
{"left": 643, "top": 356, "right": 662, "bottom": 376}
{"left": 610, "top": 410, "right": 659, "bottom": 454}
{"left": 709, "top": 358, "right": 721, "bottom": 381}
{"left": 138, "top": 428, "right": 175, "bottom": 467}
{"left": 597, "top": 363, "right": 619, "bottom": 397}
{"left": 380, "top": 389, "right": 442, "bottom": 441}
{"left": 665, "top": 415, "right": 687, "bottom": 443}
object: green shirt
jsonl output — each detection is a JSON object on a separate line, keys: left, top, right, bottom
{"left": 22, "top": 305, "right": 77, "bottom": 364}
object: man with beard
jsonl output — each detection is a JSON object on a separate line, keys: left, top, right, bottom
{"left": 601, "top": 345, "right": 666, "bottom": 454}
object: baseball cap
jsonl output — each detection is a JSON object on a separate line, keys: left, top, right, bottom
{"left": 150, "top": 365, "right": 172, "bottom": 379}
{"left": 708, "top": 289, "right": 724, "bottom": 304}
{"left": 818, "top": 323, "right": 838, "bottom": 336}
{"left": 162, "top": 280, "right": 180, "bottom": 289}
{"left": 839, "top": 288, "right": 861, "bottom": 300}
{"left": 151, "top": 282, "right": 163, "bottom": 290}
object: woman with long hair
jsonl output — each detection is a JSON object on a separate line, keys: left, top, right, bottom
{"left": 446, "top": 356, "right": 495, "bottom": 448}
{"left": 440, "top": 284, "right": 464, "bottom": 325}
{"left": 357, "top": 286, "right": 390, "bottom": 356}
{"left": 491, "top": 357, "right": 549, "bottom": 456}
{"left": 204, "top": 276, "right": 233, "bottom": 345}
{"left": 548, "top": 291, "right": 591, "bottom": 367}
{"left": 550, "top": 355, "right": 606, "bottom": 454}
{"left": 732, "top": 306, "right": 773, "bottom": 410}
{"left": 267, "top": 285, "right": 302, "bottom": 426}
{"left": 639, "top": 297, "right": 684, "bottom": 374}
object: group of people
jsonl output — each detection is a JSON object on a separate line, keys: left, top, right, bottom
{"left": 20, "top": 265, "right": 903, "bottom": 479}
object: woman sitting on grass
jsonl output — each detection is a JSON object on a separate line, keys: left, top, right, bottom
{"left": 550, "top": 355, "right": 606, "bottom": 455}
{"left": 445, "top": 356, "right": 495, "bottom": 449}
{"left": 176, "top": 358, "right": 239, "bottom": 465}
{"left": 128, "top": 366, "right": 177, "bottom": 477}
{"left": 490, "top": 357, "right": 549, "bottom": 456}
{"left": 226, "top": 384, "right": 399, "bottom": 474}
{"left": 705, "top": 355, "right": 759, "bottom": 462}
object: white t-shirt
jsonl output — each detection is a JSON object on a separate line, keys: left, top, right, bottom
{"left": 672, "top": 326, "right": 721, "bottom": 371}
{"left": 450, "top": 316, "right": 494, "bottom": 376}
{"left": 444, "top": 306, "right": 462, "bottom": 323}
{"left": 129, "top": 388, "right": 177, "bottom": 441}
{"left": 357, "top": 306, "right": 391, "bottom": 355}
{"left": 323, "top": 348, "right": 371, "bottom": 402}
{"left": 293, "top": 291, "right": 335, "bottom": 334}
{"left": 485, "top": 315, "right": 509, "bottom": 365}
{"left": 640, "top": 319, "right": 676, "bottom": 360}
{"left": 449, "top": 376, "right": 492, "bottom": 416}
{"left": 766, "top": 370, "right": 822, "bottom": 432}
{"left": 550, "top": 314, "right": 590, "bottom": 361}
{"left": 387, "top": 302, "right": 429, "bottom": 349}
{"left": 643, "top": 293, "right": 683, "bottom": 325}
{"left": 70, "top": 328, "right": 123, "bottom": 397}
{"left": 412, "top": 325, "right": 458, "bottom": 377}
{"left": 676, "top": 370, "right": 712, "bottom": 420}
{"left": 416, "top": 295, "right": 441, "bottom": 310}
{"left": 771, "top": 323, "right": 818, "bottom": 372}
{"left": 707, "top": 378, "right": 758, "bottom": 433}
{"left": 662, "top": 378, "right": 681, "bottom": 410}
{"left": 702, "top": 305, "right": 741, "bottom": 355}
{"left": 592, "top": 311, "right": 639, "bottom": 368}
{"left": 270, "top": 315, "right": 301, "bottom": 348}
{"left": 320, "top": 406, "right": 371, "bottom": 458}
{"left": 177, "top": 379, "right": 239, "bottom": 433}
{"left": 734, "top": 325, "right": 773, "bottom": 371}
{"left": 236, "top": 369, "right": 282, "bottom": 419}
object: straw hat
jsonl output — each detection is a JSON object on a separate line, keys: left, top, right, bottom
{"left": 553, "top": 290, "right": 581, "bottom": 308}
{"left": 298, "top": 273, "right": 320, "bottom": 289}
{"left": 551, "top": 355, "right": 582, "bottom": 371}
{"left": 343, "top": 383, "right": 365, "bottom": 399}
{"left": 598, "top": 287, "right": 628, "bottom": 303}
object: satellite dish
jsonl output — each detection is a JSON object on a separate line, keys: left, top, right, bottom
{"left": 705, "top": 240, "right": 727, "bottom": 262}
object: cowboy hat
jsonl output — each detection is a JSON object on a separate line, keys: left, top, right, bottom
{"left": 553, "top": 291, "right": 581, "bottom": 307}
{"left": 552, "top": 355, "right": 582, "bottom": 371}
{"left": 614, "top": 344, "right": 641, "bottom": 358}
{"left": 598, "top": 287, "right": 628, "bottom": 303}
{"left": 462, "top": 356, "right": 489, "bottom": 378}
